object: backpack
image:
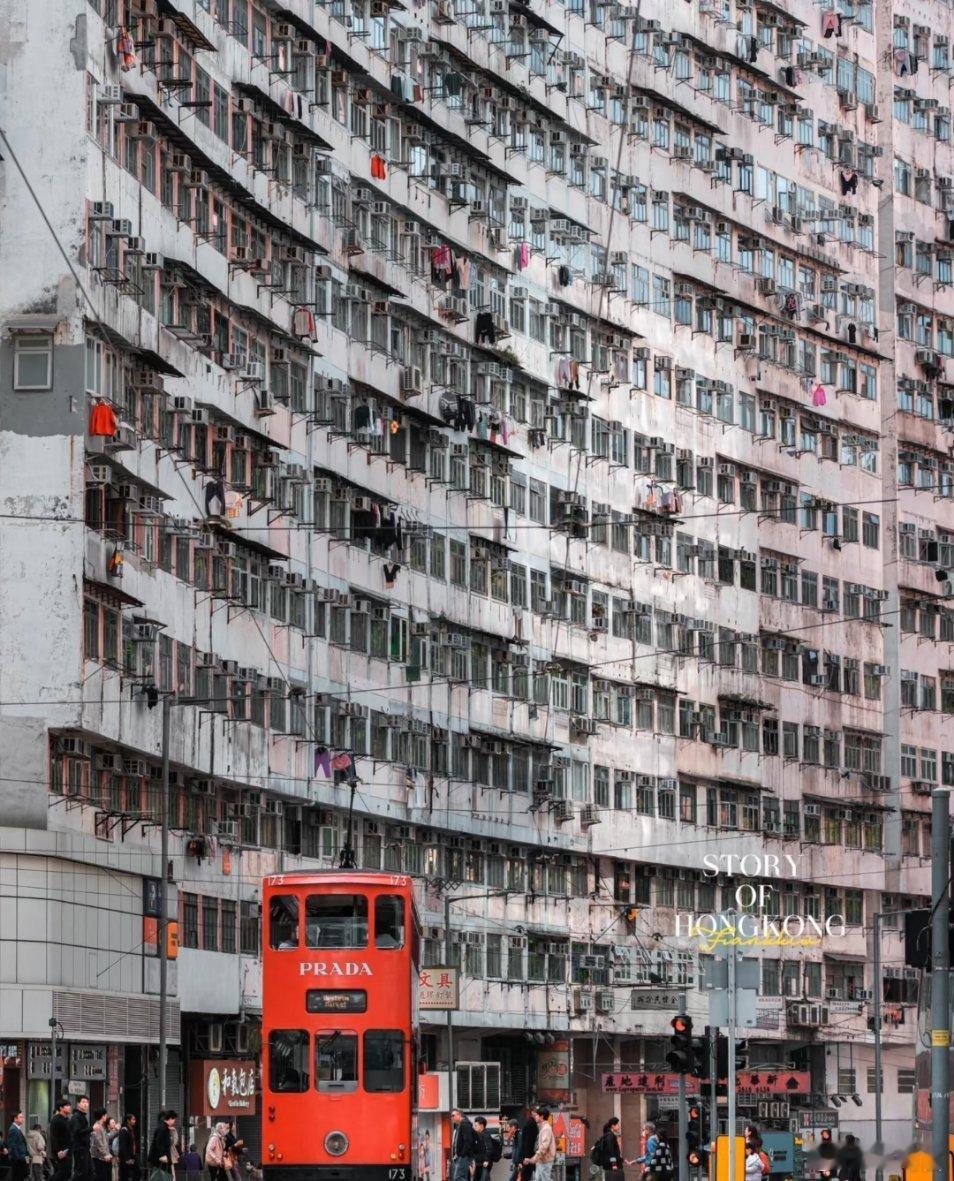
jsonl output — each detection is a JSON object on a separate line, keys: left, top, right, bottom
{"left": 488, "top": 1138, "right": 503, "bottom": 1164}
{"left": 759, "top": 1152, "right": 771, "bottom": 1176}
{"left": 590, "top": 1144, "right": 604, "bottom": 1167}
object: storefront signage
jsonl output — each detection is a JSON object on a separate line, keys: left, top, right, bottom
{"left": 189, "top": 1060, "right": 258, "bottom": 1117}
{"left": 419, "top": 967, "right": 459, "bottom": 1010}
{"left": 27, "top": 1043, "right": 65, "bottom": 1080}
{"left": 603, "top": 1071, "right": 809, "bottom": 1095}
{"left": 537, "top": 1041, "right": 570, "bottom": 1103}
{"left": 70, "top": 1046, "right": 107, "bottom": 1081}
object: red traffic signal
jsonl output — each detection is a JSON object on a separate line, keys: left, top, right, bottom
{"left": 671, "top": 1014, "right": 692, "bottom": 1036}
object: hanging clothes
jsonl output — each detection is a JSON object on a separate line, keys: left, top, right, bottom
{"left": 747, "top": 34, "right": 759, "bottom": 61}
{"left": 432, "top": 244, "right": 453, "bottom": 288}
{"left": 840, "top": 170, "right": 858, "bottom": 196}
{"left": 517, "top": 242, "right": 530, "bottom": 270}
{"left": 383, "top": 562, "right": 400, "bottom": 587}
{"left": 89, "top": 401, "right": 118, "bottom": 437}
{"left": 314, "top": 747, "right": 332, "bottom": 777}
{"left": 475, "top": 311, "right": 496, "bottom": 344}
{"left": 558, "top": 264, "right": 572, "bottom": 287}
{"left": 821, "top": 9, "right": 842, "bottom": 37}
{"left": 454, "top": 254, "right": 472, "bottom": 291}
{"left": 444, "top": 71, "right": 462, "bottom": 96}
{"left": 354, "top": 401, "right": 373, "bottom": 431}
{"left": 205, "top": 479, "right": 226, "bottom": 517}
{"left": 292, "top": 306, "right": 317, "bottom": 340}
{"left": 413, "top": 82, "right": 424, "bottom": 102}
{"left": 116, "top": 27, "right": 137, "bottom": 71}
{"left": 370, "top": 154, "right": 387, "bottom": 180}
{"left": 390, "top": 74, "right": 405, "bottom": 101}
{"left": 780, "top": 291, "right": 800, "bottom": 319}
{"left": 812, "top": 384, "right": 827, "bottom": 407}
{"left": 107, "top": 547, "right": 124, "bottom": 578}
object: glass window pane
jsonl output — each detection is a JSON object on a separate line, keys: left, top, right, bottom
{"left": 375, "top": 895, "right": 405, "bottom": 949}
{"left": 268, "top": 1029, "right": 309, "bottom": 1092}
{"left": 316, "top": 1031, "right": 358, "bottom": 1092}
{"left": 364, "top": 1030, "right": 405, "bottom": 1093}
{"left": 269, "top": 895, "right": 299, "bottom": 949}
{"left": 306, "top": 894, "right": 368, "bottom": 948}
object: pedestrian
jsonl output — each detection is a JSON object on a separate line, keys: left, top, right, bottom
{"left": 418, "top": 1130, "right": 432, "bottom": 1181}
{"left": 204, "top": 1123, "right": 230, "bottom": 1181}
{"left": 27, "top": 1123, "right": 46, "bottom": 1181}
{"left": 90, "top": 1111, "right": 112, "bottom": 1181}
{"left": 596, "top": 1118, "right": 624, "bottom": 1180}
{"left": 49, "top": 1100, "right": 72, "bottom": 1181}
{"left": 223, "top": 1122, "right": 243, "bottom": 1181}
{"left": 181, "top": 1145, "right": 201, "bottom": 1180}
{"left": 636, "top": 1123, "right": 658, "bottom": 1176}
{"left": 503, "top": 1121, "right": 520, "bottom": 1181}
{"left": 836, "top": 1135, "right": 864, "bottom": 1181}
{"left": 450, "top": 1109, "right": 477, "bottom": 1181}
{"left": 69, "top": 1099, "right": 93, "bottom": 1181}
{"left": 8, "top": 1112, "right": 29, "bottom": 1181}
{"left": 523, "top": 1109, "right": 555, "bottom": 1181}
{"left": 147, "top": 1112, "right": 178, "bottom": 1178}
{"left": 115, "top": 1118, "right": 137, "bottom": 1181}
{"left": 644, "top": 1130, "right": 674, "bottom": 1181}
{"left": 745, "top": 1146, "right": 763, "bottom": 1181}
{"left": 516, "top": 1113, "right": 537, "bottom": 1181}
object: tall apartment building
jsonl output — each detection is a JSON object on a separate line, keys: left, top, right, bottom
{"left": 0, "top": 0, "right": 949, "bottom": 1157}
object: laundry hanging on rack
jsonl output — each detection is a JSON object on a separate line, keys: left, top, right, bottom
{"left": 115, "top": 26, "right": 137, "bottom": 71}
{"left": 475, "top": 311, "right": 496, "bottom": 344}
{"left": 812, "top": 384, "right": 827, "bottom": 407}
{"left": 840, "top": 170, "right": 858, "bottom": 196}
{"left": 779, "top": 291, "right": 801, "bottom": 319}
{"left": 89, "top": 400, "right": 118, "bottom": 437}
{"left": 820, "top": 9, "right": 842, "bottom": 37}
{"left": 390, "top": 74, "right": 405, "bottom": 101}
{"left": 383, "top": 561, "right": 401, "bottom": 587}
{"left": 314, "top": 747, "right": 333, "bottom": 777}
{"left": 292, "top": 306, "right": 317, "bottom": 340}
{"left": 453, "top": 253, "right": 472, "bottom": 292}
{"left": 517, "top": 242, "right": 530, "bottom": 270}
{"left": 205, "top": 479, "right": 226, "bottom": 517}
{"left": 370, "top": 154, "right": 387, "bottom": 180}
{"left": 557, "top": 264, "right": 572, "bottom": 287}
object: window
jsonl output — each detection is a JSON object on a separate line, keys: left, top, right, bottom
{"left": 375, "top": 895, "right": 404, "bottom": 949}
{"left": 269, "top": 1029, "right": 309, "bottom": 1092}
{"left": 269, "top": 894, "right": 299, "bottom": 949}
{"left": 14, "top": 335, "right": 53, "bottom": 390}
{"left": 316, "top": 1030, "right": 358, "bottom": 1092}
{"left": 305, "top": 894, "right": 368, "bottom": 948}
{"left": 364, "top": 1030, "right": 405, "bottom": 1092}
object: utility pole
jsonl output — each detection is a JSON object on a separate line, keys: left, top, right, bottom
{"left": 727, "top": 930, "right": 737, "bottom": 1181}
{"left": 158, "top": 693, "right": 171, "bottom": 1110}
{"left": 930, "top": 789, "right": 950, "bottom": 1181}
{"left": 678, "top": 991, "right": 688, "bottom": 1181}
{"left": 444, "top": 892, "right": 455, "bottom": 1110}
{"left": 48, "top": 1017, "right": 59, "bottom": 1120}
{"left": 709, "top": 1028, "right": 717, "bottom": 1146}
{"left": 872, "top": 910, "right": 884, "bottom": 1181}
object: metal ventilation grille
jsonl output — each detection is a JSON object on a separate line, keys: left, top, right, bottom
{"left": 455, "top": 1062, "right": 501, "bottom": 1112}
{"left": 53, "top": 991, "right": 180, "bottom": 1041}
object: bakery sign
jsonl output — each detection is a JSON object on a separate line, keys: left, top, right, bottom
{"left": 189, "top": 1060, "right": 258, "bottom": 1117}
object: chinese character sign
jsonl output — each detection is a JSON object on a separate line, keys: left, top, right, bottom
{"left": 189, "top": 1060, "right": 258, "bottom": 1117}
{"left": 419, "top": 967, "right": 459, "bottom": 1010}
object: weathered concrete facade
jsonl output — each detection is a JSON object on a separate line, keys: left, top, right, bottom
{"left": 0, "top": 0, "right": 948, "bottom": 1151}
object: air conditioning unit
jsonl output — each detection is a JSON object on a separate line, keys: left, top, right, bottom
{"left": 573, "top": 988, "right": 594, "bottom": 1013}
{"left": 240, "top": 362, "right": 266, "bottom": 383}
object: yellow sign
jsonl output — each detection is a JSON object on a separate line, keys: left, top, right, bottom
{"left": 714, "top": 1137, "right": 746, "bottom": 1181}
{"left": 931, "top": 1029, "right": 951, "bottom": 1047}
{"left": 902, "top": 1149, "right": 932, "bottom": 1181}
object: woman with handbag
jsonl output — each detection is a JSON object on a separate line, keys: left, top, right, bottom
{"left": 147, "top": 1113, "right": 178, "bottom": 1181}
{"left": 26, "top": 1125, "right": 46, "bottom": 1181}
{"left": 205, "top": 1123, "right": 230, "bottom": 1181}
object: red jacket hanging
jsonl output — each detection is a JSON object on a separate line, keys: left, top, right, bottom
{"left": 370, "top": 154, "right": 387, "bottom": 180}
{"left": 89, "top": 401, "right": 118, "bottom": 437}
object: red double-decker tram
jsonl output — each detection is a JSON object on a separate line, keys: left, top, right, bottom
{"left": 261, "top": 871, "right": 421, "bottom": 1181}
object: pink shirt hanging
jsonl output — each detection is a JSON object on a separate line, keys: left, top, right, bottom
{"left": 812, "top": 384, "right": 827, "bottom": 407}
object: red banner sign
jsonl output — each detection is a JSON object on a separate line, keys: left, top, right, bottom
{"left": 602, "top": 1071, "right": 810, "bottom": 1095}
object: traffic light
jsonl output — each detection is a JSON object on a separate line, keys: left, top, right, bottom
{"left": 667, "top": 1013, "right": 694, "bottom": 1072}
{"left": 716, "top": 1033, "right": 728, "bottom": 1079}
{"left": 692, "top": 1027, "right": 711, "bottom": 1080}
{"left": 687, "top": 1103, "right": 709, "bottom": 1170}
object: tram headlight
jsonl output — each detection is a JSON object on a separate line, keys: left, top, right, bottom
{"left": 324, "top": 1132, "right": 349, "bottom": 1157}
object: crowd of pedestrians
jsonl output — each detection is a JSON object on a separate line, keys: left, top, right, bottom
{"left": 0, "top": 1104, "right": 257, "bottom": 1181}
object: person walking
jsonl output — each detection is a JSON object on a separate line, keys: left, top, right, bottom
{"left": 523, "top": 1109, "right": 556, "bottom": 1181}
{"left": 115, "top": 1117, "right": 137, "bottom": 1181}
{"left": 7, "top": 1112, "right": 29, "bottom": 1181}
{"left": 147, "top": 1112, "right": 178, "bottom": 1178}
{"left": 90, "top": 1110, "right": 112, "bottom": 1181}
{"left": 180, "top": 1144, "right": 201, "bottom": 1181}
{"left": 516, "top": 1114, "right": 537, "bottom": 1181}
{"left": 451, "top": 1109, "right": 477, "bottom": 1181}
{"left": 745, "top": 1146, "right": 763, "bottom": 1181}
{"left": 49, "top": 1099, "right": 72, "bottom": 1181}
{"left": 836, "top": 1135, "right": 864, "bottom": 1181}
{"left": 27, "top": 1123, "right": 46, "bottom": 1181}
{"left": 223, "top": 1122, "right": 243, "bottom": 1181}
{"left": 69, "top": 1098, "right": 93, "bottom": 1181}
{"left": 596, "top": 1118, "right": 625, "bottom": 1181}
{"left": 503, "top": 1121, "right": 520, "bottom": 1181}
{"left": 644, "top": 1130, "right": 674, "bottom": 1181}
{"left": 204, "top": 1123, "right": 230, "bottom": 1181}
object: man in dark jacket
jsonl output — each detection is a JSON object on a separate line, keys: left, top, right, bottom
{"left": 517, "top": 1111, "right": 539, "bottom": 1181}
{"left": 69, "top": 1097, "right": 92, "bottom": 1181}
{"left": 451, "top": 1109, "right": 477, "bottom": 1181}
{"left": 7, "top": 1112, "right": 29, "bottom": 1181}
{"left": 49, "top": 1099, "right": 72, "bottom": 1181}
{"left": 472, "top": 1117, "right": 492, "bottom": 1181}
